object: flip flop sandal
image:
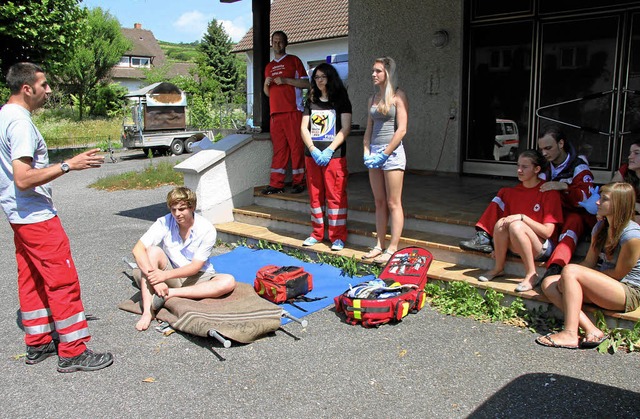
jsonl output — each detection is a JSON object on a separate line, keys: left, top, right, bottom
{"left": 580, "top": 332, "right": 607, "bottom": 349}
{"left": 535, "top": 333, "right": 579, "bottom": 349}
{"left": 361, "top": 246, "right": 383, "bottom": 260}
{"left": 373, "top": 250, "right": 394, "bottom": 265}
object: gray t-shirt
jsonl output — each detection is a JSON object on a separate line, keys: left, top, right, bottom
{"left": 594, "top": 220, "right": 640, "bottom": 288}
{"left": 0, "top": 104, "right": 55, "bottom": 224}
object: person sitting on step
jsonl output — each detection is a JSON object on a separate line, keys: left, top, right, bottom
{"left": 537, "top": 182, "right": 640, "bottom": 349}
{"left": 473, "top": 150, "right": 563, "bottom": 292}
{"left": 460, "top": 126, "right": 596, "bottom": 286}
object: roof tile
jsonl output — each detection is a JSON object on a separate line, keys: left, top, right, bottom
{"left": 121, "top": 27, "right": 166, "bottom": 66}
{"left": 233, "top": 0, "right": 348, "bottom": 52}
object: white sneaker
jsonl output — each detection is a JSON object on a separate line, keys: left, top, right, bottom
{"left": 303, "top": 237, "right": 319, "bottom": 246}
{"left": 331, "top": 239, "right": 345, "bottom": 251}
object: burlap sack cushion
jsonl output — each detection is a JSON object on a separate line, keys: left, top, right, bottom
{"left": 118, "top": 282, "right": 282, "bottom": 343}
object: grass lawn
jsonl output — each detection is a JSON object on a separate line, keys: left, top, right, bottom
{"left": 89, "top": 161, "right": 184, "bottom": 191}
{"left": 34, "top": 110, "right": 123, "bottom": 149}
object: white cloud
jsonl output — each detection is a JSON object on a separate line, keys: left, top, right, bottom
{"left": 173, "top": 10, "right": 211, "bottom": 39}
{"left": 220, "top": 17, "right": 249, "bottom": 43}
{"left": 172, "top": 10, "right": 249, "bottom": 43}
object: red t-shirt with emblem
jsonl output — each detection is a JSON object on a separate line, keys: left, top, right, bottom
{"left": 492, "top": 181, "right": 564, "bottom": 242}
{"left": 264, "top": 54, "right": 307, "bottom": 114}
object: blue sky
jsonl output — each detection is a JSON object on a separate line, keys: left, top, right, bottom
{"left": 80, "top": 0, "right": 253, "bottom": 43}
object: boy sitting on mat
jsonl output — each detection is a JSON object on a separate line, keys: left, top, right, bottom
{"left": 132, "top": 187, "right": 236, "bottom": 331}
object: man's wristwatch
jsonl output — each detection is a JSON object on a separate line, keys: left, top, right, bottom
{"left": 60, "top": 162, "right": 70, "bottom": 173}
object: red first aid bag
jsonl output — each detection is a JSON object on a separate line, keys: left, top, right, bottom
{"left": 254, "top": 265, "right": 313, "bottom": 304}
{"left": 334, "top": 247, "right": 433, "bottom": 327}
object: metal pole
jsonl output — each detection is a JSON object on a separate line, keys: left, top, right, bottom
{"left": 208, "top": 329, "right": 231, "bottom": 348}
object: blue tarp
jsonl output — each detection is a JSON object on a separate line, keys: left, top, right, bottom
{"left": 210, "top": 246, "right": 374, "bottom": 323}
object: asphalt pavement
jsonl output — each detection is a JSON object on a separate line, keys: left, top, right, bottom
{"left": 0, "top": 150, "right": 638, "bottom": 418}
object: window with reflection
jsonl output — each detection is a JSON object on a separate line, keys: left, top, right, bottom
{"left": 472, "top": 0, "right": 532, "bottom": 20}
{"left": 467, "top": 22, "right": 533, "bottom": 161}
{"left": 620, "top": 13, "right": 640, "bottom": 166}
{"left": 539, "top": 0, "right": 640, "bottom": 15}
{"left": 131, "top": 57, "right": 151, "bottom": 68}
{"left": 117, "top": 56, "right": 130, "bottom": 67}
{"left": 537, "top": 16, "right": 619, "bottom": 169}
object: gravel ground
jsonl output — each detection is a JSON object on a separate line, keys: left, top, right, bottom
{"left": 0, "top": 150, "right": 638, "bottom": 418}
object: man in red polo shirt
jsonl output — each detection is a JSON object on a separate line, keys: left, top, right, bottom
{"left": 262, "top": 31, "right": 310, "bottom": 194}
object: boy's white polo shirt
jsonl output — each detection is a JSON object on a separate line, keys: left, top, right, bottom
{"left": 140, "top": 212, "right": 216, "bottom": 273}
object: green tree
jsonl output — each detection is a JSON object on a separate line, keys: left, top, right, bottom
{"left": 56, "top": 7, "right": 131, "bottom": 119}
{"left": 0, "top": 0, "right": 86, "bottom": 76}
{"left": 197, "top": 19, "right": 240, "bottom": 101}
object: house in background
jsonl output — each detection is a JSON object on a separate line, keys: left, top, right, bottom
{"left": 232, "top": 0, "right": 348, "bottom": 120}
{"left": 112, "top": 23, "right": 195, "bottom": 92}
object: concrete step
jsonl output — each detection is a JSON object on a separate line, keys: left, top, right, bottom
{"left": 254, "top": 191, "right": 477, "bottom": 239}
{"left": 215, "top": 220, "right": 640, "bottom": 329}
{"left": 250, "top": 190, "right": 591, "bottom": 268}
{"left": 233, "top": 203, "right": 532, "bottom": 276}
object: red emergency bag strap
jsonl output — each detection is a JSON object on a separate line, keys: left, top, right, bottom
{"left": 394, "top": 298, "right": 414, "bottom": 321}
{"left": 413, "top": 290, "right": 427, "bottom": 313}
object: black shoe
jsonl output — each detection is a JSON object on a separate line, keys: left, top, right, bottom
{"left": 541, "top": 263, "right": 563, "bottom": 281}
{"left": 290, "top": 184, "right": 305, "bottom": 194}
{"left": 57, "top": 349, "right": 113, "bottom": 373}
{"left": 261, "top": 186, "right": 284, "bottom": 195}
{"left": 25, "top": 340, "right": 57, "bottom": 365}
{"left": 459, "top": 230, "right": 493, "bottom": 253}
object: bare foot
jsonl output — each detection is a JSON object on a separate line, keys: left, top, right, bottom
{"left": 478, "top": 269, "right": 504, "bottom": 282}
{"left": 536, "top": 330, "right": 579, "bottom": 349}
{"left": 361, "top": 246, "right": 383, "bottom": 260}
{"left": 515, "top": 273, "right": 541, "bottom": 292}
{"left": 583, "top": 330, "right": 605, "bottom": 343}
{"left": 581, "top": 330, "right": 606, "bottom": 348}
{"left": 135, "top": 312, "right": 153, "bottom": 331}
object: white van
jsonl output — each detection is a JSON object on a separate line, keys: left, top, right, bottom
{"left": 493, "top": 119, "right": 519, "bottom": 161}
{"left": 308, "top": 53, "right": 348, "bottom": 86}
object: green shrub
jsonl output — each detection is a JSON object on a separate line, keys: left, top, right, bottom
{"left": 89, "top": 83, "right": 128, "bottom": 118}
{"left": 188, "top": 95, "right": 214, "bottom": 129}
{"left": 593, "top": 311, "right": 640, "bottom": 353}
{"left": 425, "top": 281, "right": 528, "bottom": 324}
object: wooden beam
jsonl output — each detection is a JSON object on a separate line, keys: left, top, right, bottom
{"left": 252, "top": 0, "right": 270, "bottom": 132}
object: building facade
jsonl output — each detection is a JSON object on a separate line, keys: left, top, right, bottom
{"left": 348, "top": 0, "right": 640, "bottom": 182}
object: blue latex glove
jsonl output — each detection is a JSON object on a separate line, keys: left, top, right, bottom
{"left": 578, "top": 185, "right": 600, "bottom": 215}
{"left": 321, "top": 147, "right": 335, "bottom": 164}
{"left": 363, "top": 153, "right": 375, "bottom": 168}
{"left": 368, "top": 152, "right": 390, "bottom": 169}
{"left": 311, "top": 148, "right": 324, "bottom": 165}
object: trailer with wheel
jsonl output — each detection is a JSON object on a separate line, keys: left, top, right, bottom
{"left": 121, "top": 82, "right": 214, "bottom": 156}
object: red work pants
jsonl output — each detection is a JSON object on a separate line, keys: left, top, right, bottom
{"left": 476, "top": 198, "right": 503, "bottom": 236}
{"left": 305, "top": 156, "right": 348, "bottom": 242}
{"left": 547, "top": 210, "right": 596, "bottom": 267}
{"left": 269, "top": 111, "right": 305, "bottom": 188}
{"left": 12, "top": 216, "right": 90, "bottom": 357}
